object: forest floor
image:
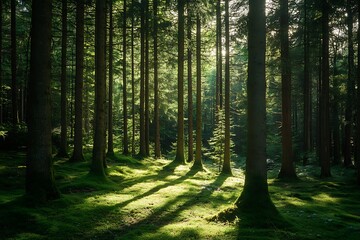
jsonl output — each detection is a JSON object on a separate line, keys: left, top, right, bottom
{"left": 0, "top": 150, "right": 360, "bottom": 240}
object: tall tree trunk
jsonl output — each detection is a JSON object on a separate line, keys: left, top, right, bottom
{"left": 303, "top": 0, "right": 312, "bottom": 165}
{"left": 91, "top": 0, "right": 107, "bottom": 177}
{"left": 193, "top": 13, "right": 203, "bottom": 170}
{"left": 344, "top": 0, "right": 355, "bottom": 167}
{"left": 145, "top": 0, "right": 150, "bottom": 156}
{"left": 139, "top": 0, "right": 146, "bottom": 157}
{"left": 216, "top": 0, "right": 222, "bottom": 112}
{"left": 26, "top": 0, "right": 60, "bottom": 201}
{"left": 187, "top": 3, "right": 193, "bottom": 163}
{"left": 236, "top": 0, "right": 274, "bottom": 211}
{"left": 278, "top": 0, "right": 297, "bottom": 179}
{"left": 356, "top": 1, "right": 360, "bottom": 185}
{"left": 131, "top": 0, "right": 136, "bottom": 156}
{"left": 174, "top": 0, "right": 185, "bottom": 164}
{"left": 222, "top": 0, "right": 232, "bottom": 175}
{"left": 332, "top": 44, "right": 341, "bottom": 165}
{"left": 107, "top": 0, "right": 114, "bottom": 157}
{"left": 58, "top": 0, "right": 69, "bottom": 158}
{"left": 70, "top": 0, "right": 85, "bottom": 162}
{"left": 0, "top": 0, "right": 3, "bottom": 124}
{"left": 11, "top": 0, "right": 18, "bottom": 125}
{"left": 122, "top": 0, "right": 129, "bottom": 155}
{"left": 320, "top": 0, "right": 331, "bottom": 178}
{"left": 153, "top": 0, "right": 161, "bottom": 158}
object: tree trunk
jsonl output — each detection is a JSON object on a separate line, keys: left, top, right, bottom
{"left": 356, "top": 1, "right": 360, "bottom": 185}
{"left": 332, "top": 44, "right": 341, "bottom": 165}
{"left": 153, "top": 0, "right": 161, "bottom": 158}
{"left": 131, "top": 0, "right": 136, "bottom": 156}
{"left": 216, "top": 0, "right": 222, "bottom": 112}
{"left": 58, "top": 0, "right": 69, "bottom": 158}
{"left": 174, "top": 0, "right": 185, "bottom": 164}
{"left": 236, "top": 0, "right": 274, "bottom": 211}
{"left": 187, "top": 3, "right": 193, "bottom": 163}
{"left": 145, "top": 0, "right": 150, "bottom": 157}
{"left": 70, "top": 0, "right": 85, "bottom": 163}
{"left": 139, "top": 0, "right": 146, "bottom": 157}
{"left": 11, "top": 0, "right": 18, "bottom": 125}
{"left": 0, "top": 0, "right": 3, "bottom": 124}
{"left": 107, "top": 0, "right": 114, "bottom": 157}
{"left": 193, "top": 13, "right": 203, "bottom": 170}
{"left": 320, "top": 0, "right": 331, "bottom": 178}
{"left": 122, "top": 0, "right": 129, "bottom": 155}
{"left": 26, "top": 0, "right": 60, "bottom": 202}
{"left": 278, "top": 0, "right": 297, "bottom": 179}
{"left": 91, "top": 0, "right": 107, "bottom": 177}
{"left": 222, "top": 0, "right": 232, "bottom": 175}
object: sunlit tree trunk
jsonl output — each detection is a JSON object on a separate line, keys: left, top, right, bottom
{"left": 187, "top": 3, "right": 194, "bottom": 163}
{"left": 216, "top": 0, "right": 223, "bottom": 110}
{"left": 107, "top": 0, "right": 114, "bottom": 157}
{"left": 320, "top": 0, "right": 331, "bottom": 178}
{"left": 122, "top": 0, "right": 129, "bottom": 155}
{"left": 175, "top": 0, "right": 185, "bottom": 164}
{"left": 236, "top": 0, "right": 274, "bottom": 211}
{"left": 58, "top": 0, "right": 69, "bottom": 158}
{"left": 278, "top": 0, "right": 297, "bottom": 179}
{"left": 11, "top": 0, "right": 18, "bottom": 125}
{"left": 153, "top": 0, "right": 161, "bottom": 158}
{"left": 145, "top": 0, "right": 150, "bottom": 156}
{"left": 70, "top": 0, "right": 85, "bottom": 163}
{"left": 193, "top": 13, "right": 203, "bottom": 170}
{"left": 222, "top": 0, "right": 232, "bottom": 175}
{"left": 91, "top": 0, "right": 107, "bottom": 177}
{"left": 26, "top": 0, "right": 60, "bottom": 201}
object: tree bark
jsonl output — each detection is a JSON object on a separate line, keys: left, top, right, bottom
{"left": 216, "top": 0, "right": 222, "bottom": 112}
{"left": 107, "top": 0, "right": 114, "bottom": 157}
{"left": 11, "top": 0, "right": 18, "bottom": 125}
{"left": 91, "top": 0, "right": 107, "bottom": 177}
{"left": 70, "top": 0, "right": 85, "bottom": 162}
{"left": 145, "top": 0, "right": 150, "bottom": 157}
{"left": 58, "top": 0, "right": 69, "bottom": 158}
{"left": 187, "top": 3, "right": 193, "bottom": 163}
{"left": 0, "top": 0, "right": 3, "bottom": 124}
{"left": 222, "top": 0, "right": 232, "bottom": 175}
{"left": 278, "top": 0, "right": 297, "bottom": 179}
{"left": 26, "top": 0, "right": 60, "bottom": 201}
{"left": 139, "top": 0, "right": 146, "bottom": 157}
{"left": 131, "top": 0, "right": 136, "bottom": 156}
{"left": 332, "top": 44, "right": 341, "bottom": 165}
{"left": 122, "top": 0, "right": 129, "bottom": 155}
{"left": 356, "top": 1, "right": 360, "bottom": 185}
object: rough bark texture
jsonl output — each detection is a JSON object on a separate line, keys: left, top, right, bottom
{"left": 131, "top": 0, "right": 136, "bottom": 156}
{"left": 236, "top": 0, "right": 274, "bottom": 210}
{"left": 278, "top": 0, "right": 297, "bottom": 179}
{"left": 70, "top": 0, "right": 85, "bottom": 163}
{"left": 91, "top": 0, "right": 107, "bottom": 177}
{"left": 107, "top": 0, "right": 114, "bottom": 157}
{"left": 175, "top": 0, "right": 185, "bottom": 164}
{"left": 145, "top": 0, "right": 150, "bottom": 157}
{"left": 26, "top": 0, "right": 60, "bottom": 202}
{"left": 122, "top": 0, "right": 129, "bottom": 155}
{"left": 58, "top": 0, "right": 69, "bottom": 158}
{"left": 222, "top": 0, "right": 232, "bottom": 175}
{"left": 0, "top": 0, "right": 3, "bottom": 124}
{"left": 356, "top": 2, "right": 360, "bottom": 185}
{"left": 320, "top": 0, "right": 331, "bottom": 178}
{"left": 139, "top": 0, "right": 146, "bottom": 157}
{"left": 187, "top": 4, "right": 193, "bottom": 163}
{"left": 216, "top": 0, "right": 222, "bottom": 112}
{"left": 11, "top": 0, "right": 18, "bottom": 125}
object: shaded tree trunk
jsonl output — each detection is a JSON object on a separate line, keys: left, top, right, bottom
{"left": 187, "top": 3, "right": 193, "bottom": 163}
{"left": 70, "top": 0, "right": 85, "bottom": 163}
{"left": 139, "top": 0, "right": 146, "bottom": 157}
{"left": 11, "top": 0, "right": 18, "bottom": 125}
{"left": 122, "top": 0, "right": 129, "bottom": 155}
{"left": 278, "top": 0, "right": 297, "bottom": 179}
{"left": 26, "top": 0, "right": 60, "bottom": 201}
{"left": 356, "top": 2, "right": 360, "bottom": 185}
{"left": 145, "top": 0, "right": 150, "bottom": 156}
{"left": 174, "top": 0, "right": 185, "bottom": 164}
{"left": 222, "top": 0, "right": 232, "bottom": 175}
{"left": 0, "top": 0, "right": 3, "bottom": 124}
{"left": 131, "top": 0, "right": 136, "bottom": 156}
{"left": 107, "top": 0, "right": 114, "bottom": 157}
{"left": 91, "top": 0, "right": 107, "bottom": 177}
{"left": 216, "top": 0, "right": 222, "bottom": 112}
{"left": 332, "top": 44, "right": 341, "bottom": 165}
{"left": 58, "top": 0, "right": 69, "bottom": 158}
{"left": 153, "top": 0, "right": 161, "bottom": 158}
{"left": 320, "top": 0, "right": 331, "bottom": 178}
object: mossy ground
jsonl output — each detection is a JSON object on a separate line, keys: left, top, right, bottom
{"left": 0, "top": 150, "right": 359, "bottom": 240}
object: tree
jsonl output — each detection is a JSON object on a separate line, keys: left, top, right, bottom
{"left": 174, "top": 0, "right": 186, "bottom": 164}
{"left": 11, "top": 0, "right": 18, "bottom": 125}
{"left": 91, "top": 0, "right": 107, "bottom": 177}
{"left": 122, "top": 0, "right": 129, "bottom": 155}
{"left": 235, "top": 0, "right": 275, "bottom": 211}
{"left": 145, "top": 0, "right": 150, "bottom": 156}
{"left": 187, "top": 2, "right": 194, "bottom": 163}
{"left": 356, "top": 1, "right": 360, "bottom": 185}
{"left": 70, "top": 0, "right": 85, "bottom": 163}
{"left": 107, "top": 0, "right": 115, "bottom": 157}
{"left": 222, "top": 0, "right": 232, "bottom": 175}
{"left": 216, "top": 0, "right": 223, "bottom": 110}
{"left": 26, "top": 0, "right": 60, "bottom": 201}
{"left": 131, "top": 0, "right": 136, "bottom": 156}
{"left": 278, "top": 0, "right": 297, "bottom": 179}
{"left": 139, "top": 0, "right": 146, "bottom": 157}
{"left": 153, "top": 0, "right": 161, "bottom": 158}
{"left": 0, "top": 0, "right": 3, "bottom": 124}
{"left": 58, "top": 0, "right": 69, "bottom": 158}
{"left": 320, "top": 0, "right": 331, "bottom": 178}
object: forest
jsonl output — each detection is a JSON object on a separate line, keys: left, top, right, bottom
{"left": 0, "top": 0, "right": 360, "bottom": 239}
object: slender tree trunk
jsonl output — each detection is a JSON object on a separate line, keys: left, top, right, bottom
{"left": 122, "top": 0, "right": 129, "bottom": 155}
{"left": 187, "top": 3, "right": 193, "bottom": 163}
{"left": 175, "top": 0, "right": 185, "bottom": 164}
{"left": 131, "top": 0, "right": 136, "bottom": 156}
{"left": 26, "top": 0, "right": 60, "bottom": 202}
{"left": 356, "top": 2, "right": 360, "bottom": 185}
{"left": 58, "top": 0, "right": 69, "bottom": 158}
{"left": 107, "top": 0, "right": 114, "bottom": 157}
{"left": 11, "top": 0, "right": 18, "bottom": 125}
{"left": 332, "top": 44, "right": 341, "bottom": 165}
{"left": 222, "top": 0, "right": 232, "bottom": 175}
{"left": 344, "top": 0, "right": 355, "bottom": 167}
{"left": 216, "top": 0, "right": 222, "bottom": 112}
{"left": 278, "top": 0, "right": 297, "bottom": 179}
{"left": 145, "top": 0, "right": 150, "bottom": 156}
{"left": 236, "top": 0, "right": 274, "bottom": 211}
{"left": 153, "top": 0, "right": 161, "bottom": 158}
{"left": 193, "top": 13, "right": 203, "bottom": 170}
{"left": 0, "top": 0, "right": 3, "bottom": 124}
{"left": 139, "top": 0, "right": 146, "bottom": 157}
{"left": 91, "top": 0, "right": 107, "bottom": 177}
{"left": 70, "top": 0, "right": 85, "bottom": 162}
{"left": 320, "top": 0, "right": 331, "bottom": 178}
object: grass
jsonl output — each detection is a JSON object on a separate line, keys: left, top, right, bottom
{"left": 0, "top": 150, "right": 360, "bottom": 240}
